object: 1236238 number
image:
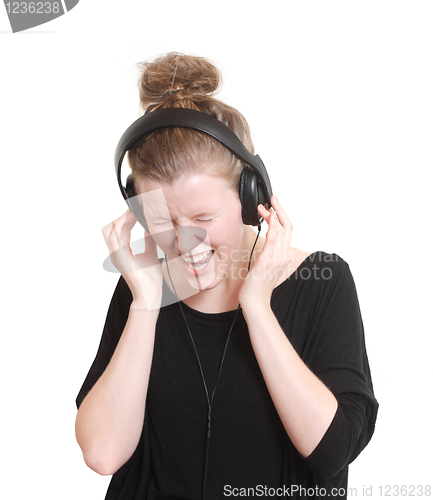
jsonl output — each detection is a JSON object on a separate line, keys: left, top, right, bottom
{"left": 379, "top": 485, "right": 431, "bottom": 496}
{"left": 5, "top": 2, "right": 61, "bottom": 14}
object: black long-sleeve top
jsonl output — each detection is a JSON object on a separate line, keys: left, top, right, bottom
{"left": 76, "top": 251, "right": 378, "bottom": 499}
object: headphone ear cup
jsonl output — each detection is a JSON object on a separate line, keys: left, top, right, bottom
{"left": 239, "top": 166, "right": 265, "bottom": 226}
{"left": 125, "top": 175, "right": 149, "bottom": 232}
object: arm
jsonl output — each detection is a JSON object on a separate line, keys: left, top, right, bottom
{"left": 239, "top": 196, "right": 378, "bottom": 476}
{"left": 75, "top": 209, "right": 163, "bottom": 476}
{"left": 240, "top": 198, "right": 336, "bottom": 456}
{"left": 241, "top": 303, "right": 338, "bottom": 458}
{"left": 75, "top": 305, "right": 157, "bottom": 476}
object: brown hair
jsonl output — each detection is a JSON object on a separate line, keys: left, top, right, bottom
{"left": 127, "top": 52, "right": 255, "bottom": 197}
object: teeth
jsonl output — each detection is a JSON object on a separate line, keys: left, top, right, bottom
{"left": 181, "top": 250, "right": 212, "bottom": 263}
{"left": 181, "top": 250, "right": 213, "bottom": 269}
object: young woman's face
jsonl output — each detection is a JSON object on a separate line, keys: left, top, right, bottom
{"left": 137, "top": 172, "right": 246, "bottom": 292}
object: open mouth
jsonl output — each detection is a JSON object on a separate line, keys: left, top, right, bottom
{"left": 180, "top": 249, "right": 214, "bottom": 271}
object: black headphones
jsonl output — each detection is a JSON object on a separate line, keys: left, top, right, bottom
{"left": 114, "top": 107, "right": 273, "bottom": 232}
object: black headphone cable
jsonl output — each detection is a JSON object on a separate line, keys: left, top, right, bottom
{"left": 164, "top": 225, "right": 261, "bottom": 500}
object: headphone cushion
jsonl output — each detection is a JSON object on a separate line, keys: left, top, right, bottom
{"left": 239, "top": 166, "right": 264, "bottom": 226}
{"left": 125, "top": 175, "right": 149, "bottom": 232}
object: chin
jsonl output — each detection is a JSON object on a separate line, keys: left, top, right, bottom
{"left": 199, "top": 276, "right": 224, "bottom": 291}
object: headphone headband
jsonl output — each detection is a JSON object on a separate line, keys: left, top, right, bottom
{"left": 114, "top": 108, "right": 272, "bottom": 205}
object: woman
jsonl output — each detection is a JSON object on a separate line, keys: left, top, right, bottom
{"left": 75, "top": 52, "right": 378, "bottom": 500}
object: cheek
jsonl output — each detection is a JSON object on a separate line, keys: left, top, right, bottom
{"left": 211, "top": 221, "right": 243, "bottom": 254}
{"left": 149, "top": 226, "right": 176, "bottom": 252}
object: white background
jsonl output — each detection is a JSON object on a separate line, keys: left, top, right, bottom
{"left": 1, "top": 1, "right": 432, "bottom": 498}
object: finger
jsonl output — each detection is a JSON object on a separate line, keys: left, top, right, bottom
{"left": 270, "top": 195, "right": 292, "bottom": 230}
{"left": 269, "top": 196, "right": 294, "bottom": 252}
{"left": 258, "top": 205, "right": 280, "bottom": 238}
{"left": 258, "top": 204, "right": 272, "bottom": 223}
{"left": 102, "top": 211, "right": 136, "bottom": 256}
{"left": 110, "top": 211, "right": 138, "bottom": 249}
{"left": 267, "top": 211, "right": 279, "bottom": 244}
{"left": 103, "top": 226, "right": 134, "bottom": 274}
{"left": 101, "top": 221, "right": 116, "bottom": 248}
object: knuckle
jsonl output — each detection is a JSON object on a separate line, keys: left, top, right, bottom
{"left": 101, "top": 223, "right": 112, "bottom": 235}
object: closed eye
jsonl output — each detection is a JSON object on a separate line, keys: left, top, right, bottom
{"left": 153, "top": 218, "right": 213, "bottom": 225}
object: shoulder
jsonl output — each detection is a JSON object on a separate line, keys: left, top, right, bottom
{"left": 277, "top": 251, "right": 356, "bottom": 302}
{"left": 304, "top": 251, "right": 350, "bottom": 275}
{"left": 299, "top": 251, "right": 353, "bottom": 289}
{"left": 297, "top": 252, "right": 360, "bottom": 315}
{"left": 274, "top": 249, "right": 349, "bottom": 289}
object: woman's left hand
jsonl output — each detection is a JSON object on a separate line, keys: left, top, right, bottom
{"left": 238, "top": 194, "right": 294, "bottom": 311}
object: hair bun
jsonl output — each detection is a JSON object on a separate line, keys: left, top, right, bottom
{"left": 137, "top": 52, "right": 222, "bottom": 111}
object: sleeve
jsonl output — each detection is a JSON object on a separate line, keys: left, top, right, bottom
{"left": 300, "top": 255, "right": 379, "bottom": 479}
{"left": 75, "top": 276, "right": 133, "bottom": 410}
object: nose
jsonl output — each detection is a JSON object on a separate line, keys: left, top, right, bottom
{"left": 175, "top": 224, "right": 208, "bottom": 256}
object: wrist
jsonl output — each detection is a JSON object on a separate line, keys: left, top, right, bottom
{"left": 241, "top": 299, "right": 272, "bottom": 319}
{"left": 130, "top": 300, "right": 160, "bottom": 317}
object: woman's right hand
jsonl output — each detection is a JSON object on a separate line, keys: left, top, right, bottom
{"left": 101, "top": 209, "right": 163, "bottom": 311}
